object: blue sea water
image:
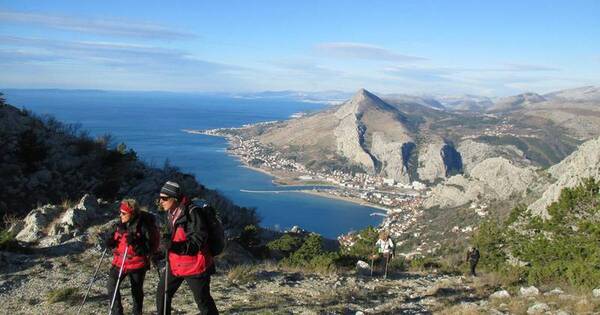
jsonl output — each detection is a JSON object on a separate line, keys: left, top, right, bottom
{"left": 4, "top": 90, "right": 383, "bottom": 238}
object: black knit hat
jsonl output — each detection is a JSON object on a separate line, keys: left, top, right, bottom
{"left": 160, "top": 181, "right": 181, "bottom": 198}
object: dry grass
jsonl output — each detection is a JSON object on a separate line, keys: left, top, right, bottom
{"left": 227, "top": 264, "right": 257, "bottom": 285}
{"left": 437, "top": 303, "right": 481, "bottom": 315}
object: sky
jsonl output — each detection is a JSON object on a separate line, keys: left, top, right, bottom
{"left": 1, "top": 1, "right": 599, "bottom": 96}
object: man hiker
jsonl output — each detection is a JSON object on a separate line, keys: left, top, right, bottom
{"left": 375, "top": 231, "right": 394, "bottom": 278}
{"left": 104, "top": 199, "right": 157, "bottom": 315}
{"left": 156, "top": 181, "right": 218, "bottom": 315}
{"left": 466, "top": 246, "right": 480, "bottom": 276}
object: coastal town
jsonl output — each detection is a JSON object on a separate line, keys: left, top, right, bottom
{"left": 185, "top": 126, "right": 429, "bottom": 240}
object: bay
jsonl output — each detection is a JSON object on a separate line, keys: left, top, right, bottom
{"left": 5, "top": 89, "right": 383, "bottom": 238}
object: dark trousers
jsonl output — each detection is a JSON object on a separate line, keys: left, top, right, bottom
{"left": 107, "top": 267, "right": 146, "bottom": 315}
{"left": 469, "top": 261, "right": 478, "bottom": 276}
{"left": 156, "top": 267, "right": 218, "bottom": 315}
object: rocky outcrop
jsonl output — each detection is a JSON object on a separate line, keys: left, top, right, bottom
{"left": 334, "top": 112, "right": 376, "bottom": 173}
{"left": 529, "top": 136, "right": 600, "bottom": 217}
{"left": 417, "top": 139, "right": 446, "bottom": 183}
{"left": 13, "top": 194, "right": 105, "bottom": 246}
{"left": 424, "top": 157, "right": 538, "bottom": 209}
{"left": 417, "top": 138, "right": 462, "bottom": 183}
{"left": 458, "top": 139, "right": 529, "bottom": 174}
{"left": 370, "top": 132, "right": 411, "bottom": 182}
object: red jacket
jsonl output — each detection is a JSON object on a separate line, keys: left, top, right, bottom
{"left": 111, "top": 217, "right": 152, "bottom": 273}
{"left": 167, "top": 199, "right": 214, "bottom": 277}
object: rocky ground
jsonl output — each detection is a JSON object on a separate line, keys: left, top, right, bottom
{"left": 3, "top": 245, "right": 600, "bottom": 315}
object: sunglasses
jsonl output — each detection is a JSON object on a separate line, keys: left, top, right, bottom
{"left": 159, "top": 196, "right": 172, "bottom": 201}
{"left": 119, "top": 212, "right": 130, "bottom": 216}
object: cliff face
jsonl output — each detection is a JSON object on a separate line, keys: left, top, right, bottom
{"left": 458, "top": 139, "right": 529, "bottom": 174}
{"left": 424, "top": 157, "right": 538, "bottom": 209}
{"left": 529, "top": 136, "right": 600, "bottom": 217}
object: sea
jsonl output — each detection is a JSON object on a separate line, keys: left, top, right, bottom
{"left": 4, "top": 89, "right": 384, "bottom": 238}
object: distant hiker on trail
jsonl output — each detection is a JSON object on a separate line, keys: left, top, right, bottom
{"left": 375, "top": 231, "right": 394, "bottom": 278}
{"left": 104, "top": 199, "right": 159, "bottom": 315}
{"left": 466, "top": 246, "right": 480, "bottom": 276}
{"left": 156, "top": 181, "right": 219, "bottom": 315}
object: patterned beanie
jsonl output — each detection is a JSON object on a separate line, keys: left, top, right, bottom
{"left": 160, "top": 181, "right": 181, "bottom": 198}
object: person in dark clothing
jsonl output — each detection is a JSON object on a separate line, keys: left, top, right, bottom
{"left": 466, "top": 246, "right": 480, "bottom": 276}
{"left": 105, "top": 199, "right": 155, "bottom": 315}
{"left": 156, "top": 181, "right": 218, "bottom": 315}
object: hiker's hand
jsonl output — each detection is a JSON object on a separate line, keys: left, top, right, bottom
{"left": 126, "top": 233, "right": 135, "bottom": 245}
{"left": 169, "top": 241, "right": 188, "bottom": 255}
{"left": 104, "top": 234, "right": 118, "bottom": 249}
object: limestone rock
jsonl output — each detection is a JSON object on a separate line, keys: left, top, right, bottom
{"left": 15, "top": 205, "right": 61, "bottom": 243}
{"left": 520, "top": 286, "right": 540, "bottom": 297}
{"left": 489, "top": 290, "right": 511, "bottom": 299}
{"left": 593, "top": 288, "right": 600, "bottom": 298}
{"left": 527, "top": 302, "right": 549, "bottom": 314}
{"left": 370, "top": 132, "right": 411, "bottom": 183}
{"left": 417, "top": 139, "right": 446, "bottom": 183}
{"left": 356, "top": 260, "right": 371, "bottom": 276}
{"left": 458, "top": 139, "right": 528, "bottom": 174}
{"left": 469, "top": 157, "right": 537, "bottom": 200}
{"left": 530, "top": 136, "right": 600, "bottom": 217}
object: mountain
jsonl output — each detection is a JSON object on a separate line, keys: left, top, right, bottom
{"left": 251, "top": 89, "right": 471, "bottom": 183}
{"left": 544, "top": 85, "right": 600, "bottom": 102}
{"left": 529, "top": 136, "right": 600, "bottom": 217}
{"left": 436, "top": 94, "right": 494, "bottom": 111}
{"left": 487, "top": 92, "right": 546, "bottom": 113}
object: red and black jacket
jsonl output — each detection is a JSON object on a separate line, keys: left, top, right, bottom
{"left": 110, "top": 215, "right": 152, "bottom": 273}
{"left": 166, "top": 198, "right": 214, "bottom": 277}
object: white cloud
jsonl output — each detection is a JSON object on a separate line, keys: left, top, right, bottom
{"left": 315, "top": 42, "right": 427, "bottom": 62}
{"left": 0, "top": 10, "right": 194, "bottom": 40}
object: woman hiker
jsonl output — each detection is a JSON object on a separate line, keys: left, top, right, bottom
{"left": 104, "top": 199, "right": 157, "bottom": 315}
{"left": 156, "top": 181, "right": 218, "bottom": 315}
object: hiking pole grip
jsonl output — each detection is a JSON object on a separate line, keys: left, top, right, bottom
{"left": 109, "top": 246, "right": 128, "bottom": 315}
{"left": 76, "top": 247, "right": 108, "bottom": 315}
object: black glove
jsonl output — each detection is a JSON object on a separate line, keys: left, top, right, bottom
{"left": 104, "top": 233, "right": 118, "bottom": 249}
{"left": 161, "top": 233, "right": 172, "bottom": 252}
{"left": 170, "top": 241, "right": 188, "bottom": 255}
{"left": 126, "top": 232, "right": 135, "bottom": 246}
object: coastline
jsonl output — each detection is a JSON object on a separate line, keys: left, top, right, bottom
{"left": 192, "top": 129, "right": 393, "bottom": 214}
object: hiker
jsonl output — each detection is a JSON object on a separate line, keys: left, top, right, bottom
{"left": 466, "top": 246, "right": 480, "bottom": 276}
{"left": 104, "top": 199, "right": 157, "bottom": 315}
{"left": 375, "top": 231, "right": 394, "bottom": 278}
{"left": 156, "top": 181, "right": 218, "bottom": 315}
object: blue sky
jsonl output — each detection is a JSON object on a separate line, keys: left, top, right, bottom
{"left": 1, "top": 1, "right": 599, "bottom": 96}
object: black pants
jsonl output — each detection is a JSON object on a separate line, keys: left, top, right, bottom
{"left": 107, "top": 267, "right": 146, "bottom": 315}
{"left": 469, "top": 261, "right": 478, "bottom": 276}
{"left": 156, "top": 267, "right": 218, "bottom": 315}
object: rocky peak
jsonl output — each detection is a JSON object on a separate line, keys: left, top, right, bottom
{"left": 336, "top": 88, "right": 397, "bottom": 119}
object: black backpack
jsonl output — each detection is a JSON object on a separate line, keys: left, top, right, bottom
{"left": 192, "top": 200, "right": 226, "bottom": 256}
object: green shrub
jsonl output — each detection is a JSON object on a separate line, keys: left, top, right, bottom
{"left": 340, "top": 226, "right": 379, "bottom": 259}
{"left": 0, "top": 229, "right": 23, "bottom": 252}
{"left": 267, "top": 234, "right": 303, "bottom": 258}
{"left": 474, "top": 178, "right": 600, "bottom": 289}
{"left": 409, "top": 256, "right": 441, "bottom": 272}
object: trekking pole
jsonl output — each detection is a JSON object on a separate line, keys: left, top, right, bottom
{"left": 370, "top": 255, "right": 375, "bottom": 277}
{"left": 76, "top": 247, "right": 107, "bottom": 315}
{"left": 163, "top": 249, "right": 169, "bottom": 315}
{"left": 109, "top": 246, "right": 128, "bottom": 315}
